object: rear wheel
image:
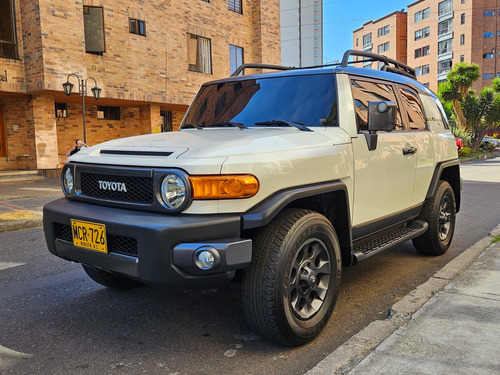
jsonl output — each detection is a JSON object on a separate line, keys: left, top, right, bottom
{"left": 413, "top": 180, "right": 456, "bottom": 255}
{"left": 242, "top": 209, "right": 342, "bottom": 346}
{"left": 82, "top": 264, "right": 143, "bottom": 290}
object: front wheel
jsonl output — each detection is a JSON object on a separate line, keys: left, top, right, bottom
{"left": 413, "top": 180, "right": 456, "bottom": 255}
{"left": 242, "top": 209, "right": 342, "bottom": 346}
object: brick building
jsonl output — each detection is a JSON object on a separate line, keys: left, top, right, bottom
{"left": 0, "top": 0, "right": 280, "bottom": 173}
{"left": 352, "top": 11, "right": 408, "bottom": 67}
{"left": 353, "top": 0, "right": 500, "bottom": 93}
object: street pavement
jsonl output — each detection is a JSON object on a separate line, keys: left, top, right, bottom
{"left": 0, "top": 167, "right": 499, "bottom": 374}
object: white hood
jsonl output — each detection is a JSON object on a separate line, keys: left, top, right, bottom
{"left": 69, "top": 127, "right": 350, "bottom": 170}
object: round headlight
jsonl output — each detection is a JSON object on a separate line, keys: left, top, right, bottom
{"left": 63, "top": 167, "right": 74, "bottom": 194}
{"left": 160, "top": 173, "right": 188, "bottom": 210}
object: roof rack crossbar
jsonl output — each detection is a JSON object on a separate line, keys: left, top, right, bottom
{"left": 231, "top": 63, "right": 292, "bottom": 77}
{"left": 340, "top": 50, "right": 416, "bottom": 79}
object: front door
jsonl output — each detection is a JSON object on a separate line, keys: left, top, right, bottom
{"left": 0, "top": 105, "right": 6, "bottom": 157}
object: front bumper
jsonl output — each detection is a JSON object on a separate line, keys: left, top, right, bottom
{"left": 43, "top": 198, "right": 252, "bottom": 285}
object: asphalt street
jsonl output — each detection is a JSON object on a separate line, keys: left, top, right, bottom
{"left": 0, "top": 157, "right": 499, "bottom": 374}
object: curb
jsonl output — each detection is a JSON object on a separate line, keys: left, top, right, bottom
{"left": 0, "top": 218, "right": 43, "bottom": 233}
{"left": 306, "top": 223, "right": 500, "bottom": 375}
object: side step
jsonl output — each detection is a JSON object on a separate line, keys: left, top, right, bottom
{"left": 353, "top": 220, "right": 428, "bottom": 263}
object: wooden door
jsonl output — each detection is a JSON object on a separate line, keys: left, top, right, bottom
{"left": 0, "top": 105, "right": 6, "bottom": 157}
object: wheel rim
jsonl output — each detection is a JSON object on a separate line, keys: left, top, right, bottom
{"left": 288, "top": 238, "right": 331, "bottom": 320}
{"left": 438, "top": 195, "right": 452, "bottom": 241}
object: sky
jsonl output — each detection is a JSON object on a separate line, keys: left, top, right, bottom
{"left": 322, "top": 0, "right": 410, "bottom": 64}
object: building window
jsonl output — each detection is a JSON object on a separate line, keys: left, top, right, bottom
{"left": 438, "top": 0, "right": 452, "bottom": 16}
{"left": 422, "top": 64, "right": 430, "bottom": 75}
{"left": 129, "top": 18, "right": 146, "bottom": 36}
{"left": 423, "top": 83, "right": 430, "bottom": 88}
{"left": 83, "top": 6, "right": 106, "bottom": 54}
{"left": 484, "top": 31, "right": 495, "bottom": 38}
{"left": 377, "top": 25, "right": 390, "bottom": 37}
{"left": 356, "top": 38, "right": 359, "bottom": 47}
{"left": 438, "top": 19, "right": 452, "bottom": 36}
{"left": 415, "top": 46, "right": 429, "bottom": 58}
{"left": 415, "top": 66, "right": 422, "bottom": 76}
{"left": 483, "top": 73, "right": 494, "bottom": 79}
{"left": 228, "top": 0, "right": 242, "bottom": 14}
{"left": 461, "top": 13, "right": 465, "bottom": 24}
{"left": 415, "top": 7, "right": 430, "bottom": 22}
{"left": 229, "top": 44, "right": 243, "bottom": 75}
{"left": 484, "top": 53, "right": 494, "bottom": 59}
{"left": 438, "top": 59, "right": 452, "bottom": 75}
{"left": 438, "top": 39, "right": 452, "bottom": 55}
{"left": 484, "top": 10, "right": 495, "bottom": 16}
{"left": 377, "top": 42, "right": 389, "bottom": 54}
{"left": 460, "top": 34, "right": 465, "bottom": 45}
{"left": 97, "top": 106, "right": 120, "bottom": 120}
{"left": 460, "top": 55, "right": 464, "bottom": 62}
{"left": 362, "top": 33, "right": 372, "bottom": 46}
{"left": 0, "top": 0, "right": 18, "bottom": 59}
{"left": 415, "top": 27, "right": 430, "bottom": 40}
{"left": 187, "top": 34, "right": 212, "bottom": 74}
{"left": 55, "top": 103, "right": 67, "bottom": 118}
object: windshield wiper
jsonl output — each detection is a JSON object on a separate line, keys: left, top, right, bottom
{"left": 183, "top": 123, "right": 203, "bottom": 130}
{"left": 210, "top": 121, "right": 246, "bottom": 130}
{"left": 254, "top": 120, "right": 312, "bottom": 132}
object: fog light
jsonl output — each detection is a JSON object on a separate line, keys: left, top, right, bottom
{"left": 194, "top": 247, "right": 220, "bottom": 270}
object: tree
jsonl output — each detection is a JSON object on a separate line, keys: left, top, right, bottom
{"left": 438, "top": 63, "right": 500, "bottom": 153}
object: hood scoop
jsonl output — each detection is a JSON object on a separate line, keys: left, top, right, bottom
{"left": 100, "top": 150, "right": 173, "bottom": 157}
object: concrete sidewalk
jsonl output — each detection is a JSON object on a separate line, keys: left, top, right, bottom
{"left": 308, "top": 225, "right": 500, "bottom": 375}
{"left": 0, "top": 178, "right": 63, "bottom": 232}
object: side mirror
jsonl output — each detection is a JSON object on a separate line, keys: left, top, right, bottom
{"left": 364, "top": 101, "right": 397, "bottom": 151}
{"left": 367, "top": 101, "right": 397, "bottom": 133}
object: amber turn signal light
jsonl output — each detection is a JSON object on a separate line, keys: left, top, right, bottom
{"left": 189, "top": 175, "right": 259, "bottom": 199}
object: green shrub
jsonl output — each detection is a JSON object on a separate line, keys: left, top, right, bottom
{"left": 458, "top": 147, "right": 471, "bottom": 157}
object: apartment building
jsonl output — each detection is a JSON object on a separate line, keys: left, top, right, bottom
{"left": 0, "top": 0, "right": 280, "bottom": 173}
{"left": 352, "top": 1, "right": 500, "bottom": 93}
{"left": 352, "top": 11, "right": 408, "bottom": 67}
{"left": 409, "top": 0, "right": 500, "bottom": 92}
{"left": 281, "top": 0, "right": 323, "bottom": 66}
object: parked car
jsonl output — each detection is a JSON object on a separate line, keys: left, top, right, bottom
{"left": 43, "top": 50, "right": 460, "bottom": 346}
{"left": 455, "top": 138, "right": 463, "bottom": 151}
{"left": 480, "top": 137, "right": 499, "bottom": 151}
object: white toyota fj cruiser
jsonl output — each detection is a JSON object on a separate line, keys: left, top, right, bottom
{"left": 43, "top": 50, "right": 460, "bottom": 346}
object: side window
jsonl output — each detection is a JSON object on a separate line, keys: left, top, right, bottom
{"left": 398, "top": 87, "right": 427, "bottom": 131}
{"left": 350, "top": 79, "right": 402, "bottom": 132}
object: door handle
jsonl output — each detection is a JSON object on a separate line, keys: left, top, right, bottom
{"left": 403, "top": 147, "right": 417, "bottom": 155}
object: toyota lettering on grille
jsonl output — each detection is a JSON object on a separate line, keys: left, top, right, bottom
{"left": 98, "top": 180, "right": 127, "bottom": 192}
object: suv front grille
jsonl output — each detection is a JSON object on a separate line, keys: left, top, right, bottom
{"left": 80, "top": 172, "right": 153, "bottom": 204}
{"left": 54, "top": 223, "right": 138, "bottom": 257}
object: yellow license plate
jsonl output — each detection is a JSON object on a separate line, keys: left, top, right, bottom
{"left": 71, "top": 219, "right": 107, "bottom": 254}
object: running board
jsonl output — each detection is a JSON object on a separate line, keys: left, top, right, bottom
{"left": 353, "top": 220, "right": 428, "bottom": 263}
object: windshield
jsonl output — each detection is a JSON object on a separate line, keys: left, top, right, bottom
{"left": 181, "top": 73, "right": 338, "bottom": 128}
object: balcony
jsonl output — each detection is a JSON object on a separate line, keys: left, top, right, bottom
{"left": 438, "top": 10, "right": 453, "bottom": 23}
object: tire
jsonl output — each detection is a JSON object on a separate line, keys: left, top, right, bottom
{"left": 412, "top": 180, "right": 456, "bottom": 256}
{"left": 82, "top": 264, "right": 143, "bottom": 290}
{"left": 242, "top": 209, "right": 342, "bottom": 346}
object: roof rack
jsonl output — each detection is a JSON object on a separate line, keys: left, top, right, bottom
{"left": 231, "top": 63, "right": 292, "bottom": 77}
{"left": 340, "top": 50, "right": 416, "bottom": 79}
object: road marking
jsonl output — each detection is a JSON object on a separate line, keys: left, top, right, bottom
{"left": 19, "top": 187, "right": 61, "bottom": 192}
{"left": 0, "top": 345, "right": 32, "bottom": 358}
{"left": 0, "top": 262, "right": 25, "bottom": 271}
